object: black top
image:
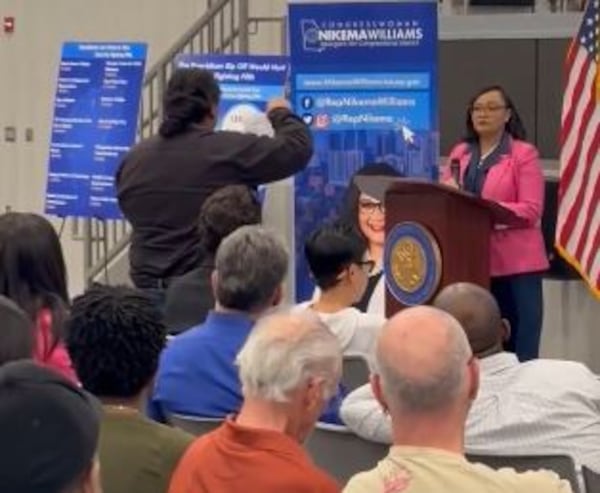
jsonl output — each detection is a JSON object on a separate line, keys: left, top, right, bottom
{"left": 353, "top": 271, "right": 383, "bottom": 312}
{"left": 163, "top": 256, "right": 215, "bottom": 335}
{"left": 116, "top": 108, "right": 313, "bottom": 287}
{"left": 463, "top": 133, "right": 510, "bottom": 196}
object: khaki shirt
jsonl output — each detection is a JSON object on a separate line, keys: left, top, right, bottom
{"left": 344, "top": 446, "right": 572, "bottom": 493}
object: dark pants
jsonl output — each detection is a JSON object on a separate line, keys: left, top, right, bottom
{"left": 490, "top": 272, "right": 544, "bottom": 362}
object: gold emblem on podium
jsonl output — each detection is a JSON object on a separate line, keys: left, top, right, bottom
{"left": 385, "top": 222, "right": 442, "bottom": 306}
{"left": 390, "top": 237, "right": 427, "bottom": 293}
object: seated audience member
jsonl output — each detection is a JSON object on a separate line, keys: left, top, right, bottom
{"left": 0, "top": 295, "right": 34, "bottom": 365}
{"left": 0, "top": 212, "right": 77, "bottom": 382}
{"left": 66, "top": 284, "right": 193, "bottom": 493}
{"left": 295, "top": 222, "right": 385, "bottom": 362}
{"left": 341, "top": 282, "right": 600, "bottom": 474}
{"left": 164, "top": 185, "right": 262, "bottom": 334}
{"left": 152, "top": 225, "right": 344, "bottom": 424}
{"left": 0, "top": 360, "right": 102, "bottom": 493}
{"left": 343, "top": 306, "right": 571, "bottom": 493}
{"left": 168, "top": 313, "right": 342, "bottom": 493}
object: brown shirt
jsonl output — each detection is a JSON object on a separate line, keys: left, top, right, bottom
{"left": 99, "top": 408, "right": 193, "bottom": 493}
{"left": 168, "top": 418, "right": 340, "bottom": 493}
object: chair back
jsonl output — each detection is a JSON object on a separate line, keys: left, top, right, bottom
{"left": 168, "top": 414, "right": 222, "bottom": 436}
{"left": 583, "top": 466, "right": 600, "bottom": 493}
{"left": 305, "top": 423, "right": 388, "bottom": 483}
{"left": 342, "top": 354, "right": 370, "bottom": 392}
{"left": 467, "top": 453, "right": 580, "bottom": 493}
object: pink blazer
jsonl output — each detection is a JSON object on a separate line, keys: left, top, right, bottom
{"left": 34, "top": 309, "right": 79, "bottom": 384}
{"left": 445, "top": 139, "right": 549, "bottom": 277}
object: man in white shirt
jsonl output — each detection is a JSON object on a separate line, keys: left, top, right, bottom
{"left": 341, "top": 282, "right": 600, "bottom": 475}
{"left": 294, "top": 222, "right": 385, "bottom": 362}
{"left": 344, "top": 305, "right": 570, "bottom": 493}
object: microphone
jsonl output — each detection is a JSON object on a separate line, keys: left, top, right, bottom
{"left": 450, "top": 158, "right": 461, "bottom": 190}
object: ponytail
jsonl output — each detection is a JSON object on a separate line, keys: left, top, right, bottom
{"left": 159, "top": 69, "right": 221, "bottom": 138}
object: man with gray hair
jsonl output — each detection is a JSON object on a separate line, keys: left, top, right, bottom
{"left": 150, "top": 225, "right": 289, "bottom": 422}
{"left": 167, "top": 313, "right": 341, "bottom": 493}
{"left": 344, "top": 306, "right": 571, "bottom": 493}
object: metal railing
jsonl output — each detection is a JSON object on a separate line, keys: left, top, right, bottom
{"left": 82, "top": 0, "right": 287, "bottom": 285}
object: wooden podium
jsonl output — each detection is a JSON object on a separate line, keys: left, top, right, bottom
{"left": 356, "top": 177, "right": 524, "bottom": 317}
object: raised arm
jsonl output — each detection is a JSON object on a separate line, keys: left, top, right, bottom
{"left": 234, "top": 104, "right": 314, "bottom": 185}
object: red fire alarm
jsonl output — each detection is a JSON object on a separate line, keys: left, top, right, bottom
{"left": 3, "top": 16, "right": 15, "bottom": 34}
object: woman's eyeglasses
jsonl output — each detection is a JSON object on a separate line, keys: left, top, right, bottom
{"left": 357, "top": 260, "right": 376, "bottom": 274}
{"left": 359, "top": 200, "right": 385, "bottom": 215}
{"left": 470, "top": 104, "right": 508, "bottom": 115}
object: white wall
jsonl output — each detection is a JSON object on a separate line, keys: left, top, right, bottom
{"left": 0, "top": 0, "right": 209, "bottom": 295}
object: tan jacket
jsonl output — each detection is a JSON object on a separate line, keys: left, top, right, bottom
{"left": 344, "top": 446, "right": 572, "bottom": 493}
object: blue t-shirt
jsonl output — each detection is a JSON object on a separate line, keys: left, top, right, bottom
{"left": 149, "top": 311, "right": 344, "bottom": 424}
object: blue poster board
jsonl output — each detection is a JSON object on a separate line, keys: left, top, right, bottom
{"left": 289, "top": 1, "right": 439, "bottom": 301}
{"left": 176, "top": 54, "right": 289, "bottom": 132}
{"left": 44, "top": 42, "right": 147, "bottom": 219}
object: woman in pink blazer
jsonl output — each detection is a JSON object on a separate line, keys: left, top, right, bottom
{"left": 445, "top": 85, "right": 548, "bottom": 361}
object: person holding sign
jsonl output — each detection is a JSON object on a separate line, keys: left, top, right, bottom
{"left": 116, "top": 68, "right": 313, "bottom": 298}
{"left": 443, "top": 85, "right": 548, "bottom": 361}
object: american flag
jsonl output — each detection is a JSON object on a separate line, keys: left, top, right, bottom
{"left": 557, "top": 0, "right": 600, "bottom": 297}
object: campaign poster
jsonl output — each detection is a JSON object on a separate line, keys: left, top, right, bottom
{"left": 176, "top": 54, "right": 289, "bottom": 136}
{"left": 44, "top": 42, "right": 147, "bottom": 219}
{"left": 289, "top": 1, "right": 439, "bottom": 301}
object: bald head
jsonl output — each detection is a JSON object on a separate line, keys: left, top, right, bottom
{"left": 433, "top": 283, "right": 503, "bottom": 356}
{"left": 236, "top": 313, "right": 342, "bottom": 403}
{"left": 375, "top": 306, "right": 473, "bottom": 415}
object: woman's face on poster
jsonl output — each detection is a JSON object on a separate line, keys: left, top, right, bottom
{"left": 358, "top": 192, "right": 385, "bottom": 250}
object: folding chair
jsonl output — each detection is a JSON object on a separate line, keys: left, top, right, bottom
{"left": 305, "top": 422, "right": 388, "bottom": 483}
{"left": 342, "top": 354, "right": 370, "bottom": 392}
{"left": 168, "top": 414, "right": 222, "bottom": 436}
{"left": 467, "top": 453, "right": 580, "bottom": 493}
{"left": 582, "top": 466, "right": 600, "bottom": 493}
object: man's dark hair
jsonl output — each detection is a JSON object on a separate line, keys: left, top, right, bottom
{"left": 0, "top": 295, "right": 34, "bottom": 366}
{"left": 305, "top": 222, "right": 367, "bottom": 290}
{"left": 159, "top": 68, "right": 221, "bottom": 138}
{"left": 66, "top": 284, "right": 166, "bottom": 398}
{"left": 198, "top": 185, "right": 262, "bottom": 255}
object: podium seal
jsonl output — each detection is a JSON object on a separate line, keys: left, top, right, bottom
{"left": 384, "top": 222, "right": 442, "bottom": 306}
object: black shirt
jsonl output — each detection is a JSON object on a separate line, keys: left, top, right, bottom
{"left": 463, "top": 133, "right": 510, "bottom": 196}
{"left": 116, "top": 108, "right": 313, "bottom": 287}
{"left": 163, "top": 256, "right": 215, "bottom": 335}
{"left": 353, "top": 271, "right": 383, "bottom": 312}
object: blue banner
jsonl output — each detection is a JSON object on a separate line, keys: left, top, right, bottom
{"left": 44, "top": 42, "right": 147, "bottom": 219}
{"left": 176, "top": 55, "right": 289, "bottom": 133}
{"left": 289, "top": 1, "right": 439, "bottom": 301}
